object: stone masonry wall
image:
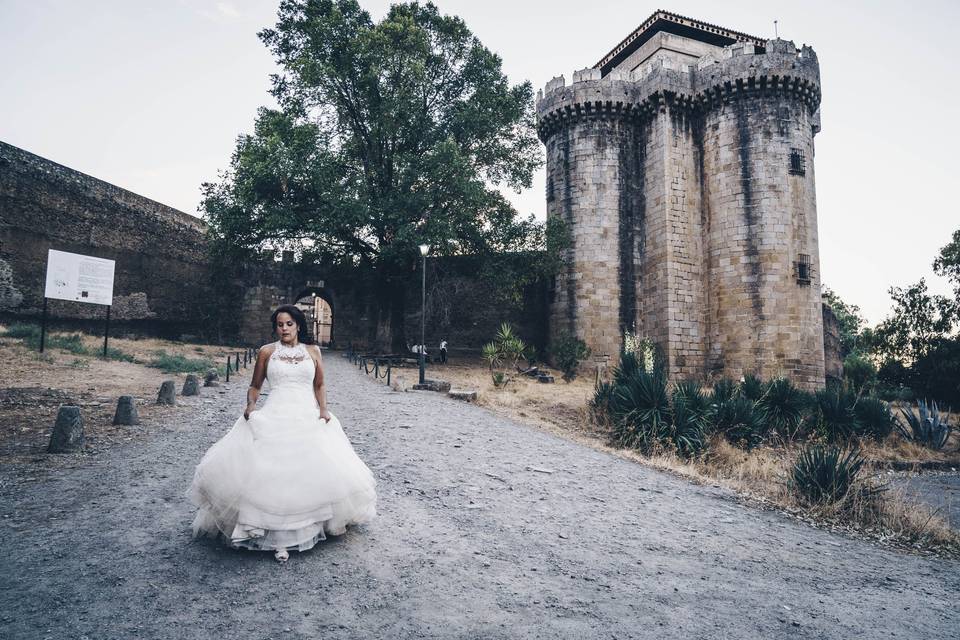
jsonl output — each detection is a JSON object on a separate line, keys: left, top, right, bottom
{"left": 537, "top": 38, "right": 827, "bottom": 388}
{"left": 0, "top": 141, "right": 217, "bottom": 337}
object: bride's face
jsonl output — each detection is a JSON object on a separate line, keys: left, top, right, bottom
{"left": 275, "top": 312, "right": 299, "bottom": 344}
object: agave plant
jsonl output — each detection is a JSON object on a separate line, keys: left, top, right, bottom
{"left": 791, "top": 444, "right": 866, "bottom": 507}
{"left": 896, "top": 400, "right": 954, "bottom": 450}
{"left": 757, "top": 377, "right": 810, "bottom": 441}
{"left": 854, "top": 396, "right": 896, "bottom": 442}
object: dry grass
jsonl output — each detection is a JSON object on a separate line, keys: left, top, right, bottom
{"left": 421, "top": 360, "right": 960, "bottom": 556}
{"left": 0, "top": 324, "right": 249, "bottom": 464}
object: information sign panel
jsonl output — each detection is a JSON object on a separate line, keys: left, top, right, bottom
{"left": 44, "top": 249, "right": 115, "bottom": 306}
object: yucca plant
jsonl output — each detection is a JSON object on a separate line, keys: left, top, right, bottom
{"left": 608, "top": 365, "right": 670, "bottom": 453}
{"left": 739, "top": 374, "right": 765, "bottom": 401}
{"left": 854, "top": 396, "right": 896, "bottom": 442}
{"left": 709, "top": 378, "right": 739, "bottom": 405}
{"left": 712, "top": 395, "right": 768, "bottom": 449}
{"left": 590, "top": 380, "right": 614, "bottom": 418}
{"left": 757, "top": 377, "right": 810, "bottom": 441}
{"left": 811, "top": 383, "right": 861, "bottom": 442}
{"left": 669, "top": 380, "right": 709, "bottom": 457}
{"left": 896, "top": 400, "right": 954, "bottom": 450}
{"left": 791, "top": 444, "right": 866, "bottom": 507}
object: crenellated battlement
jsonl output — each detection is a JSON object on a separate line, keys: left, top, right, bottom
{"left": 536, "top": 38, "right": 821, "bottom": 140}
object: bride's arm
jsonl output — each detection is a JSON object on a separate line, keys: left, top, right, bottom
{"left": 310, "top": 345, "right": 331, "bottom": 423}
{"left": 244, "top": 346, "right": 271, "bottom": 419}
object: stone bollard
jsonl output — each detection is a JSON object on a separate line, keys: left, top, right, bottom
{"left": 182, "top": 374, "right": 200, "bottom": 396}
{"left": 48, "top": 405, "right": 84, "bottom": 453}
{"left": 204, "top": 368, "right": 220, "bottom": 387}
{"left": 112, "top": 395, "right": 139, "bottom": 425}
{"left": 157, "top": 380, "right": 176, "bottom": 405}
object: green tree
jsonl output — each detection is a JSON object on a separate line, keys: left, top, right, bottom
{"left": 821, "top": 286, "right": 868, "bottom": 357}
{"left": 868, "top": 279, "right": 957, "bottom": 365}
{"left": 202, "top": 0, "right": 543, "bottom": 350}
{"left": 933, "top": 227, "right": 960, "bottom": 301}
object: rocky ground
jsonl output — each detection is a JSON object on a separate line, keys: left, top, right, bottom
{"left": 1, "top": 354, "right": 958, "bottom": 639}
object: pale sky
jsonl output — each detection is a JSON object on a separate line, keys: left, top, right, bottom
{"left": 1, "top": 0, "right": 957, "bottom": 325}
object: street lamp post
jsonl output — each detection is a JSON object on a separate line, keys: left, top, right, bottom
{"left": 418, "top": 243, "right": 430, "bottom": 384}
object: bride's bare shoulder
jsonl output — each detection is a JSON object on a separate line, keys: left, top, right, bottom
{"left": 258, "top": 343, "right": 277, "bottom": 356}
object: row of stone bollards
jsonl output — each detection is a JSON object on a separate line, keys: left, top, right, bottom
{"left": 47, "top": 362, "right": 233, "bottom": 453}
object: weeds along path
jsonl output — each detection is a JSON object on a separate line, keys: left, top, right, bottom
{"left": 1, "top": 355, "right": 957, "bottom": 639}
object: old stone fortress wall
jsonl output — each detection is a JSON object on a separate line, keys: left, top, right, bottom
{"left": 537, "top": 11, "right": 829, "bottom": 388}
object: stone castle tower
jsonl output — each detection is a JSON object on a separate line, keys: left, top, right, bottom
{"left": 537, "top": 11, "right": 825, "bottom": 388}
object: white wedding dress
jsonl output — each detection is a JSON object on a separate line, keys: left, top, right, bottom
{"left": 187, "top": 341, "right": 377, "bottom": 552}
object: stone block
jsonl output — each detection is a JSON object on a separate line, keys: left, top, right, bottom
{"left": 412, "top": 379, "right": 451, "bottom": 393}
{"left": 48, "top": 405, "right": 83, "bottom": 453}
{"left": 182, "top": 374, "right": 200, "bottom": 396}
{"left": 157, "top": 380, "right": 176, "bottom": 405}
{"left": 448, "top": 389, "right": 478, "bottom": 402}
{"left": 112, "top": 395, "right": 139, "bottom": 426}
{"left": 204, "top": 368, "right": 220, "bottom": 387}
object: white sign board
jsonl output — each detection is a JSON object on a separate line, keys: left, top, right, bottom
{"left": 44, "top": 249, "right": 115, "bottom": 306}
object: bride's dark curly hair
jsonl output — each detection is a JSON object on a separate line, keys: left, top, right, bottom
{"left": 270, "top": 304, "right": 315, "bottom": 345}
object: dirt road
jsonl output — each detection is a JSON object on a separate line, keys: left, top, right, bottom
{"left": 1, "top": 355, "right": 957, "bottom": 639}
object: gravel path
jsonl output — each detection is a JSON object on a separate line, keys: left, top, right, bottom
{"left": 1, "top": 355, "right": 958, "bottom": 639}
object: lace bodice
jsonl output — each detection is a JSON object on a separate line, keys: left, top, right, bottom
{"left": 266, "top": 341, "right": 315, "bottom": 389}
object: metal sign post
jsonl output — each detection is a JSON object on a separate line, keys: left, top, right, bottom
{"left": 103, "top": 305, "right": 111, "bottom": 357}
{"left": 43, "top": 249, "right": 116, "bottom": 357}
{"left": 40, "top": 297, "right": 48, "bottom": 353}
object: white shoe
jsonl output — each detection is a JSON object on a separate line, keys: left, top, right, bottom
{"left": 274, "top": 548, "right": 289, "bottom": 563}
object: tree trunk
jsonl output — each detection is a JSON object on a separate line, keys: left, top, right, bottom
{"left": 372, "top": 271, "right": 407, "bottom": 354}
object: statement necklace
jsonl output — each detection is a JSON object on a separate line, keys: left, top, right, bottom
{"left": 273, "top": 340, "right": 308, "bottom": 364}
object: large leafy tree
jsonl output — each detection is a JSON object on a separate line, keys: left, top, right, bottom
{"left": 821, "top": 286, "right": 868, "bottom": 357}
{"left": 202, "top": 0, "right": 543, "bottom": 349}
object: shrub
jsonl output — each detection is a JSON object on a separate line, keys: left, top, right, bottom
{"left": 669, "top": 380, "right": 709, "bottom": 457}
{"left": 149, "top": 350, "right": 215, "bottom": 374}
{"left": 712, "top": 395, "right": 768, "bottom": 449}
{"left": 756, "top": 377, "right": 810, "bottom": 441}
{"left": 843, "top": 354, "right": 877, "bottom": 393}
{"left": 791, "top": 444, "right": 867, "bottom": 507}
{"left": 483, "top": 323, "right": 529, "bottom": 387}
{"left": 810, "top": 383, "right": 861, "bottom": 442}
{"left": 551, "top": 332, "right": 591, "bottom": 382}
{"left": 854, "top": 396, "right": 895, "bottom": 442}
{"left": 590, "top": 380, "right": 614, "bottom": 418}
{"left": 895, "top": 400, "right": 954, "bottom": 450}
{"left": 739, "top": 374, "right": 765, "bottom": 401}
{"left": 607, "top": 365, "right": 670, "bottom": 453}
{"left": 3, "top": 323, "right": 41, "bottom": 339}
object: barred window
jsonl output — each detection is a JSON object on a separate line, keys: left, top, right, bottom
{"left": 794, "top": 253, "right": 812, "bottom": 285}
{"left": 789, "top": 148, "right": 806, "bottom": 176}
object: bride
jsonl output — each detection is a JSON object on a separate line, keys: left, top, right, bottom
{"left": 187, "top": 304, "right": 377, "bottom": 562}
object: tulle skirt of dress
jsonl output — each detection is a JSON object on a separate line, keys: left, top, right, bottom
{"left": 187, "top": 388, "right": 377, "bottom": 552}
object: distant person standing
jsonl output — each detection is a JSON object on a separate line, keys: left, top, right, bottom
{"left": 439, "top": 339, "right": 448, "bottom": 364}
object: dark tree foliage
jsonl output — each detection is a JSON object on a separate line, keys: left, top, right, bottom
{"left": 201, "top": 0, "right": 544, "bottom": 349}
{"left": 822, "top": 286, "right": 868, "bottom": 357}
{"left": 933, "top": 227, "right": 960, "bottom": 300}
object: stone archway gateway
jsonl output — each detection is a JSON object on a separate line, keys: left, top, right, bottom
{"left": 293, "top": 285, "right": 334, "bottom": 347}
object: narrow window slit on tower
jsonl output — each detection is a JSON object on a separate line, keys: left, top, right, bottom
{"left": 795, "top": 253, "right": 812, "bottom": 285}
{"left": 789, "top": 148, "right": 806, "bottom": 175}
